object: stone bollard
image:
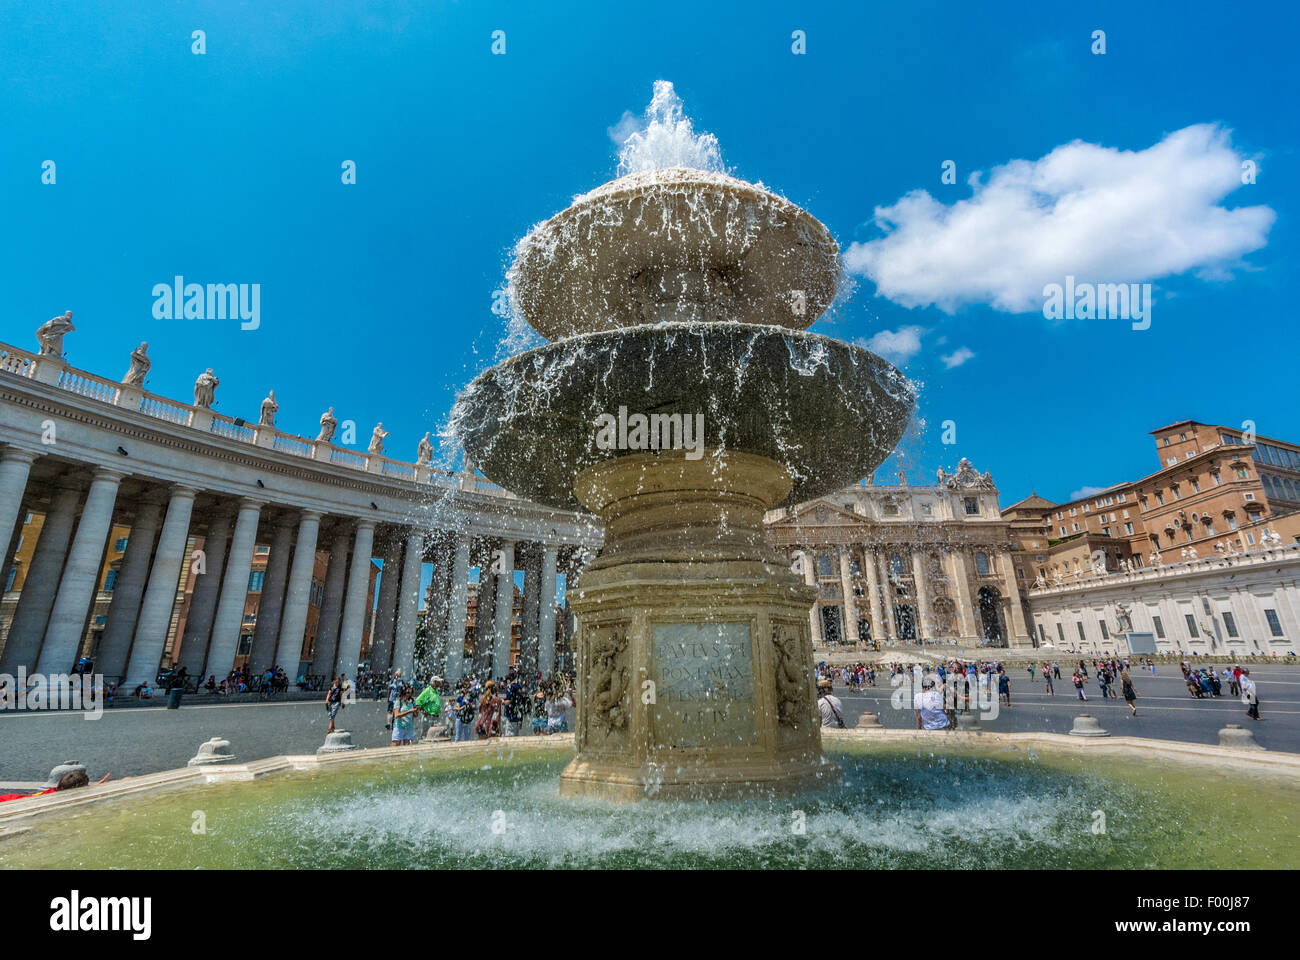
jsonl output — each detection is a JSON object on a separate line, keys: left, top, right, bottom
{"left": 1218, "top": 724, "right": 1265, "bottom": 750}
{"left": 43, "top": 761, "right": 88, "bottom": 788}
{"left": 317, "top": 730, "right": 362, "bottom": 755}
{"left": 1068, "top": 714, "right": 1109, "bottom": 737}
{"left": 187, "top": 737, "right": 237, "bottom": 766}
{"left": 955, "top": 711, "right": 981, "bottom": 732}
{"left": 856, "top": 712, "right": 883, "bottom": 729}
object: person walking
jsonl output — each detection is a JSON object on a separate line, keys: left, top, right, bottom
{"left": 1120, "top": 669, "right": 1139, "bottom": 717}
{"left": 1027, "top": 662, "right": 1036, "bottom": 683}
{"left": 324, "top": 675, "right": 345, "bottom": 733}
{"left": 1240, "top": 668, "right": 1261, "bottom": 721}
{"left": 997, "top": 669, "right": 1011, "bottom": 708}
{"left": 816, "top": 679, "right": 845, "bottom": 728}
{"left": 1043, "top": 665, "right": 1055, "bottom": 696}
{"left": 1072, "top": 670, "right": 1087, "bottom": 701}
{"left": 1052, "top": 661, "right": 1061, "bottom": 679}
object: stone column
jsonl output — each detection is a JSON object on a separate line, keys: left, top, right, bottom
{"left": 492, "top": 540, "right": 516, "bottom": 675}
{"left": 911, "top": 549, "right": 934, "bottom": 641}
{"left": 275, "top": 510, "right": 321, "bottom": 672}
{"left": 336, "top": 519, "right": 376, "bottom": 681}
{"left": 312, "top": 528, "right": 350, "bottom": 678}
{"left": 97, "top": 495, "right": 165, "bottom": 678}
{"left": 444, "top": 535, "right": 471, "bottom": 679}
{"left": 206, "top": 498, "right": 265, "bottom": 676}
{"left": 0, "top": 448, "right": 36, "bottom": 576}
{"left": 998, "top": 551, "right": 1031, "bottom": 646}
{"left": 538, "top": 543, "right": 559, "bottom": 677}
{"left": 124, "top": 485, "right": 197, "bottom": 683}
{"left": 862, "top": 547, "right": 886, "bottom": 646}
{"left": 948, "top": 548, "right": 980, "bottom": 641}
{"left": 248, "top": 516, "right": 295, "bottom": 673}
{"left": 802, "top": 549, "right": 823, "bottom": 645}
{"left": 0, "top": 483, "right": 81, "bottom": 673}
{"left": 37, "top": 468, "right": 124, "bottom": 673}
{"left": 838, "top": 548, "right": 860, "bottom": 645}
{"left": 876, "top": 551, "right": 897, "bottom": 641}
{"left": 519, "top": 546, "right": 542, "bottom": 677}
{"left": 473, "top": 566, "right": 496, "bottom": 676}
{"left": 369, "top": 536, "right": 403, "bottom": 673}
{"left": 391, "top": 532, "right": 423, "bottom": 676}
{"left": 175, "top": 509, "right": 234, "bottom": 679}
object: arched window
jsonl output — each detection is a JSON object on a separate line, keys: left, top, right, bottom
{"left": 816, "top": 553, "right": 833, "bottom": 578}
{"left": 975, "top": 552, "right": 990, "bottom": 575}
{"left": 890, "top": 553, "right": 904, "bottom": 576}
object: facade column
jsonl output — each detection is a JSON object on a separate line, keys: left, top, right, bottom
{"left": 492, "top": 540, "right": 516, "bottom": 675}
{"left": 275, "top": 510, "right": 321, "bottom": 672}
{"left": 911, "top": 549, "right": 935, "bottom": 641}
{"left": 97, "top": 494, "right": 165, "bottom": 678}
{"left": 311, "top": 527, "right": 350, "bottom": 677}
{"left": 838, "top": 548, "right": 860, "bottom": 645}
{"left": 802, "top": 549, "right": 823, "bottom": 646}
{"left": 538, "top": 543, "right": 559, "bottom": 676}
{"left": 0, "top": 448, "right": 36, "bottom": 578}
{"left": 175, "top": 509, "right": 234, "bottom": 679}
{"left": 444, "top": 535, "right": 471, "bottom": 679}
{"left": 249, "top": 515, "right": 295, "bottom": 673}
{"left": 519, "top": 545, "right": 542, "bottom": 678}
{"left": 37, "top": 468, "right": 124, "bottom": 673}
{"left": 862, "top": 547, "right": 886, "bottom": 647}
{"left": 206, "top": 498, "right": 265, "bottom": 676}
{"left": 998, "top": 551, "right": 1031, "bottom": 647}
{"left": 369, "top": 536, "right": 403, "bottom": 674}
{"left": 473, "top": 565, "right": 497, "bottom": 676}
{"left": 948, "top": 548, "right": 980, "bottom": 641}
{"left": 876, "top": 551, "right": 897, "bottom": 641}
{"left": 0, "top": 483, "right": 81, "bottom": 672}
{"left": 124, "top": 485, "right": 197, "bottom": 683}
{"left": 391, "top": 531, "right": 423, "bottom": 676}
{"left": 336, "top": 519, "right": 377, "bottom": 681}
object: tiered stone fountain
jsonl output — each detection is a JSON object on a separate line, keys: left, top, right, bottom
{"left": 451, "top": 162, "right": 915, "bottom": 801}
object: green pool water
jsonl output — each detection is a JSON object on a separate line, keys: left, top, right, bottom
{"left": 2, "top": 742, "right": 1295, "bottom": 869}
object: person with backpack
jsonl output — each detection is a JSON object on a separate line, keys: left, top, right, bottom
{"left": 453, "top": 681, "right": 476, "bottom": 741}
{"left": 816, "top": 678, "right": 845, "bottom": 728}
{"left": 1120, "top": 669, "right": 1139, "bottom": 717}
{"left": 501, "top": 677, "right": 526, "bottom": 737}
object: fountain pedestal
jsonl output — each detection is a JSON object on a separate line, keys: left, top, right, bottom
{"left": 559, "top": 451, "right": 837, "bottom": 801}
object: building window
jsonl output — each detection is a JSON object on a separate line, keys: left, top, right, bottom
{"left": 1205, "top": 521, "right": 1215, "bottom": 536}
{"left": 255, "top": 545, "right": 271, "bottom": 554}
{"left": 1184, "top": 614, "right": 1199, "bottom": 638}
{"left": 1099, "top": 620, "right": 1109, "bottom": 639}
{"left": 1124, "top": 522, "right": 1134, "bottom": 535}
{"left": 1212, "top": 472, "right": 1222, "bottom": 486}
{"left": 4, "top": 567, "right": 15, "bottom": 592}
{"left": 817, "top": 554, "right": 833, "bottom": 578}
{"left": 1077, "top": 622, "right": 1086, "bottom": 642}
{"left": 964, "top": 497, "right": 979, "bottom": 516}
{"left": 1153, "top": 615, "right": 1165, "bottom": 639}
{"left": 890, "top": 553, "right": 904, "bottom": 577}
{"left": 114, "top": 537, "right": 129, "bottom": 552}
{"left": 1227, "top": 516, "right": 1238, "bottom": 530}
{"left": 1264, "top": 609, "right": 1284, "bottom": 637}
{"left": 1156, "top": 492, "right": 1165, "bottom": 505}
{"left": 248, "top": 571, "right": 266, "bottom": 592}
{"left": 975, "top": 552, "right": 990, "bottom": 575}
{"left": 1223, "top": 611, "right": 1238, "bottom": 638}
{"left": 103, "top": 569, "right": 118, "bottom": 592}
{"left": 1038, "top": 624, "right": 1047, "bottom": 645}
{"left": 1056, "top": 623, "right": 1065, "bottom": 644}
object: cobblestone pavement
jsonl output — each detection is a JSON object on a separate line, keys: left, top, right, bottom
{"left": 1, "top": 666, "right": 1296, "bottom": 783}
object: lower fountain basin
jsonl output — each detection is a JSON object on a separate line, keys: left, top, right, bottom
{"left": 450, "top": 321, "right": 916, "bottom": 509}
{"left": 3, "top": 740, "right": 1296, "bottom": 869}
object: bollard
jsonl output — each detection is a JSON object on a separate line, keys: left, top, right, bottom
{"left": 317, "top": 730, "right": 362, "bottom": 754}
{"left": 187, "top": 737, "right": 237, "bottom": 766}
{"left": 856, "top": 712, "right": 883, "bottom": 729}
{"left": 955, "top": 711, "right": 981, "bottom": 732}
{"left": 1218, "top": 724, "right": 1265, "bottom": 750}
{"left": 1068, "top": 714, "right": 1109, "bottom": 737}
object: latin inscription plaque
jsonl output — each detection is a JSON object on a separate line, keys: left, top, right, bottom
{"left": 651, "top": 620, "right": 755, "bottom": 748}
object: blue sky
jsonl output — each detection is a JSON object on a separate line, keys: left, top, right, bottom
{"left": 2, "top": 0, "right": 1295, "bottom": 511}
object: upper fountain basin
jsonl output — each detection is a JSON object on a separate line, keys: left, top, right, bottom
{"left": 507, "top": 169, "right": 841, "bottom": 340}
{"left": 449, "top": 321, "right": 916, "bottom": 510}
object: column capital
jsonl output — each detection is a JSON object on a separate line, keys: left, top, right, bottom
{"left": 297, "top": 509, "right": 323, "bottom": 524}
{"left": 90, "top": 465, "right": 127, "bottom": 484}
{"left": 237, "top": 496, "right": 267, "bottom": 511}
{"left": 0, "top": 446, "right": 38, "bottom": 466}
{"left": 167, "top": 484, "right": 200, "bottom": 500}
{"left": 354, "top": 517, "right": 377, "bottom": 532}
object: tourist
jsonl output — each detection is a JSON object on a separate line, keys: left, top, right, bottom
{"left": 816, "top": 679, "right": 845, "bottom": 728}
{"left": 1240, "top": 668, "right": 1261, "bottom": 721}
{"left": 475, "top": 680, "right": 503, "bottom": 738}
{"left": 501, "top": 676, "right": 527, "bottom": 736}
{"left": 997, "top": 669, "right": 1011, "bottom": 707}
{"left": 545, "top": 685, "right": 574, "bottom": 734}
{"left": 1072, "top": 670, "right": 1087, "bottom": 701}
{"left": 325, "top": 675, "right": 345, "bottom": 733}
{"left": 385, "top": 667, "right": 404, "bottom": 731}
{"left": 914, "top": 677, "right": 949, "bottom": 731}
{"left": 390, "top": 685, "right": 416, "bottom": 746}
{"left": 454, "top": 683, "right": 476, "bottom": 741}
{"left": 1043, "top": 665, "right": 1054, "bottom": 696}
{"left": 1120, "top": 669, "right": 1139, "bottom": 717}
{"left": 0, "top": 769, "right": 109, "bottom": 803}
{"left": 1228, "top": 667, "right": 1241, "bottom": 697}
{"left": 1052, "top": 661, "right": 1061, "bottom": 679}
{"left": 1027, "top": 662, "right": 1036, "bottom": 683}
{"left": 1097, "top": 667, "right": 1111, "bottom": 700}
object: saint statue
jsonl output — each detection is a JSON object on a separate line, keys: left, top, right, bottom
{"left": 318, "top": 406, "right": 337, "bottom": 443}
{"left": 259, "top": 390, "right": 278, "bottom": 427}
{"left": 122, "top": 341, "right": 150, "bottom": 386}
{"left": 368, "top": 422, "right": 388, "bottom": 455}
{"left": 194, "top": 368, "right": 219, "bottom": 408}
{"left": 416, "top": 431, "right": 434, "bottom": 465}
{"left": 36, "top": 310, "right": 75, "bottom": 357}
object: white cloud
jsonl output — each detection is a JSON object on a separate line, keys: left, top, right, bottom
{"left": 857, "top": 325, "right": 925, "bottom": 364}
{"left": 1070, "top": 485, "right": 1109, "bottom": 501}
{"left": 844, "top": 124, "right": 1274, "bottom": 313}
{"left": 940, "top": 347, "right": 975, "bottom": 369}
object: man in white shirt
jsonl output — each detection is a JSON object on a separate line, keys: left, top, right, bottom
{"left": 817, "top": 679, "right": 845, "bottom": 727}
{"left": 914, "top": 678, "right": 950, "bottom": 730}
{"left": 1240, "top": 668, "right": 1261, "bottom": 721}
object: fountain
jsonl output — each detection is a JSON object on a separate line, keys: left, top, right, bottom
{"left": 450, "top": 83, "right": 915, "bottom": 799}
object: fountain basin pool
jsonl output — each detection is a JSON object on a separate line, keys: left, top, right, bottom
{"left": 2, "top": 738, "right": 1294, "bottom": 869}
